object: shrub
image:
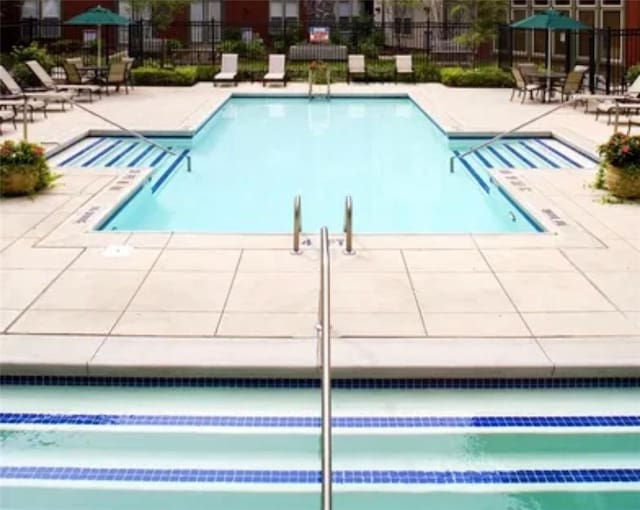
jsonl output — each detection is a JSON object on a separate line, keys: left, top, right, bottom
{"left": 357, "top": 38, "right": 379, "bottom": 59}
{"left": 440, "top": 66, "right": 513, "bottom": 88}
{"left": 0, "top": 140, "right": 58, "bottom": 196}
{"left": 627, "top": 64, "right": 640, "bottom": 85}
{"left": 195, "top": 65, "right": 217, "bottom": 81}
{"left": 9, "top": 42, "right": 55, "bottom": 87}
{"left": 415, "top": 61, "right": 441, "bottom": 83}
{"left": 131, "top": 66, "right": 197, "bottom": 86}
{"left": 598, "top": 132, "right": 640, "bottom": 171}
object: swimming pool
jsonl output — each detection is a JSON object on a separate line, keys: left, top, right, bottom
{"left": 1, "top": 377, "right": 639, "bottom": 510}
{"left": 49, "top": 97, "right": 597, "bottom": 234}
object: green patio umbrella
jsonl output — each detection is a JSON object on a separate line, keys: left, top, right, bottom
{"left": 511, "top": 10, "right": 590, "bottom": 100}
{"left": 65, "top": 5, "right": 130, "bottom": 67}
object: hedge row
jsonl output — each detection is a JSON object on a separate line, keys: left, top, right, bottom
{"left": 131, "top": 64, "right": 513, "bottom": 88}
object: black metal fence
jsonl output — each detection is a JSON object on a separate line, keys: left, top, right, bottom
{"left": 3, "top": 19, "right": 487, "bottom": 68}
{"left": 498, "top": 25, "right": 640, "bottom": 94}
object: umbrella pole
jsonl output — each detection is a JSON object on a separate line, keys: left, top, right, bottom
{"left": 546, "top": 28, "right": 552, "bottom": 102}
{"left": 97, "top": 25, "right": 102, "bottom": 68}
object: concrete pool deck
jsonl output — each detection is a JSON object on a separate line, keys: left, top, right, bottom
{"left": 0, "top": 83, "right": 638, "bottom": 378}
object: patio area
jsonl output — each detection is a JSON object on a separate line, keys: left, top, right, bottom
{"left": 0, "top": 83, "right": 638, "bottom": 377}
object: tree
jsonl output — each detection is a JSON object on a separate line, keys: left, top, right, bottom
{"left": 450, "top": 0, "right": 508, "bottom": 66}
{"left": 130, "top": 0, "right": 192, "bottom": 32}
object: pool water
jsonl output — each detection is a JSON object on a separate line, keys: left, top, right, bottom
{"left": 1, "top": 379, "right": 639, "bottom": 510}
{"left": 99, "top": 97, "right": 542, "bottom": 233}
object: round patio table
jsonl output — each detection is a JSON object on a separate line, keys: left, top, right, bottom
{"left": 77, "top": 65, "right": 109, "bottom": 83}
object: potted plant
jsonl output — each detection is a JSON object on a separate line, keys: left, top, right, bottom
{"left": 597, "top": 132, "right": 640, "bottom": 199}
{"left": 0, "top": 140, "right": 57, "bottom": 197}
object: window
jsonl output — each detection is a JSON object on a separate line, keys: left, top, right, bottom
{"left": 603, "top": 9, "right": 622, "bottom": 59}
{"left": 21, "top": 0, "right": 60, "bottom": 38}
{"left": 270, "top": 0, "right": 298, "bottom": 26}
{"left": 512, "top": 0, "right": 527, "bottom": 5}
{"left": 577, "top": 10, "right": 595, "bottom": 58}
{"left": 602, "top": 0, "right": 622, "bottom": 5}
{"left": 554, "top": 0, "right": 570, "bottom": 5}
{"left": 338, "top": 1, "right": 352, "bottom": 24}
{"left": 533, "top": 0, "right": 549, "bottom": 5}
{"left": 190, "top": 0, "right": 222, "bottom": 43}
{"left": 577, "top": 0, "right": 595, "bottom": 5}
{"left": 553, "top": 10, "right": 570, "bottom": 57}
{"left": 512, "top": 9, "right": 527, "bottom": 53}
{"left": 533, "top": 10, "right": 546, "bottom": 54}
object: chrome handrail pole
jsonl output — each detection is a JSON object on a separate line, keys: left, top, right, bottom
{"left": 292, "top": 195, "right": 302, "bottom": 254}
{"left": 318, "top": 226, "right": 332, "bottom": 510}
{"left": 343, "top": 195, "right": 354, "bottom": 255}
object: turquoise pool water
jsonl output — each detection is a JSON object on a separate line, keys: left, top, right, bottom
{"left": 97, "top": 97, "right": 543, "bottom": 233}
{"left": 1, "top": 380, "right": 639, "bottom": 510}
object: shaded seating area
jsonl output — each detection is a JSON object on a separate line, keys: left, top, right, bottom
{"left": 263, "top": 54, "right": 287, "bottom": 87}
{"left": 214, "top": 54, "right": 238, "bottom": 87}
{"left": 26, "top": 60, "right": 102, "bottom": 102}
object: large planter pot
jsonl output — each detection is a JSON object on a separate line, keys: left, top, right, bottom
{"left": 605, "top": 164, "right": 640, "bottom": 199}
{"left": 0, "top": 164, "right": 42, "bottom": 197}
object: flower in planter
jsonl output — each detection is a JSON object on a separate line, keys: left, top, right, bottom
{"left": 596, "top": 133, "right": 640, "bottom": 199}
{"left": 0, "top": 140, "right": 58, "bottom": 197}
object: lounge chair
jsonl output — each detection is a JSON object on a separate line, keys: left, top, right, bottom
{"left": 0, "top": 108, "right": 17, "bottom": 134}
{"left": 574, "top": 74, "right": 640, "bottom": 116}
{"left": 510, "top": 67, "right": 544, "bottom": 103}
{"left": 214, "top": 54, "right": 238, "bottom": 87}
{"left": 27, "top": 60, "right": 102, "bottom": 103}
{"left": 348, "top": 55, "right": 366, "bottom": 83}
{"left": 263, "top": 54, "right": 286, "bottom": 87}
{"left": 99, "top": 61, "right": 128, "bottom": 95}
{"left": 0, "top": 98, "right": 47, "bottom": 122}
{"left": 0, "top": 65, "right": 67, "bottom": 113}
{"left": 395, "top": 55, "right": 414, "bottom": 83}
{"left": 628, "top": 115, "right": 640, "bottom": 135}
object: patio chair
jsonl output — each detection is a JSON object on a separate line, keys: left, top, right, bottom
{"left": 517, "top": 63, "right": 538, "bottom": 80}
{"left": 574, "top": 74, "right": 640, "bottom": 116}
{"left": 214, "top": 54, "right": 238, "bottom": 87}
{"left": 347, "top": 55, "right": 366, "bottom": 83}
{"left": 0, "top": 98, "right": 47, "bottom": 122}
{"left": 510, "top": 67, "right": 544, "bottom": 103}
{"left": 25, "top": 60, "right": 101, "bottom": 103}
{"left": 99, "top": 61, "right": 128, "bottom": 95}
{"left": 0, "top": 108, "right": 17, "bottom": 134}
{"left": 0, "top": 65, "right": 66, "bottom": 113}
{"left": 123, "top": 57, "right": 135, "bottom": 90}
{"left": 395, "top": 55, "right": 414, "bottom": 83}
{"left": 555, "top": 69, "right": 586, "bottom": 102}
{"left": 263, "top": 54, "right": 287, "bottom": 87}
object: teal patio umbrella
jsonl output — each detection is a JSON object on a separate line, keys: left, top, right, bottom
{"left": 511, "top": 10, "right": 590, "bottom": 99}
{"left": 65, "top": 5, "right": 130, "bottom": 67}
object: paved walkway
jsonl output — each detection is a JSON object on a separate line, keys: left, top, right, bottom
{"left": 0, "top": 83, "right": 638, "bottom": 377}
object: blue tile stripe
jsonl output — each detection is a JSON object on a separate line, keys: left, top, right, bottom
{"left": 473, "top": 150, "right": 494, "bottom": 169}
{"left": 487, "top": 146, "right": 515, "bottom": 168}
{"left": 106, "top": 142, "right": 138, "bottom": 167}
{"left": 519, "top": 141, "right": 560, "bottom": 169}
{"left": 534, "top": 139, "right": 585, "bottom": 168}
{"left": 151, "top": 149, "right": 189, "bottom": 194}
{"left": 150, "top": 147, "right": 171, "bottom": 167}
{"left": 128, "top": 144, "right": 155, "bottom": 167}
{"left": 503, "top": 144, "right": 535, "bottom": 168}
{"left": 58, "top": 138, "right": 104, "bottom": 166}
{"left": 2, "top": 466, "right": 639, "bottom": 484}
{"left": 82, "top": 140, "right": 123, "bottom": 167}
{"left": 2, "top": 413, "right": 638, "bottom": 428}
{"left": 1, "top": 376, "right": 639, "bottom": 389}
{"left": 453, "top": 150, "right": 490, "bottom": 194}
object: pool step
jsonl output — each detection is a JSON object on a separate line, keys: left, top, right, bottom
{"left": 455, "top": 139, "right": 597, "bottom": 171}
{"left": 48, "top": 137, "right": 191, "bottom": 175}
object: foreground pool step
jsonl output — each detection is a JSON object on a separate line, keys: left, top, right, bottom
{"left": 2, "top": 470, "right": 640, "bottom": 510}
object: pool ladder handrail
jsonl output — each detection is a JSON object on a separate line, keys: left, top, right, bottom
{"left": 343, "top": 195, "right": 354, "bottom": 255}
{"left": 68, "top": 98, "right": 192, "bottom": 172}
{"left": 292, "top": 195, "right": 302, "bottom": 254}
{"left": 317, "top": 226, "right": 332, "bottom": 510}
{"left": 449, "top": 98, "right": 577, "bottom": 173}
{"left": 308, "top": 67, "right": 331, "bottom": 100}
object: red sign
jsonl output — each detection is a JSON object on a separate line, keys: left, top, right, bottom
{"left": 309, "top": 27, "right": 330, "bottom": 44}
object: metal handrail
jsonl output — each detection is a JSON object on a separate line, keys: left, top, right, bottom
{"left": 318, "top": 226, "right": 332, "bottom": 510}
{"left": 292, "top": 195, "right": 302, "bottom": 254}
{"left": 70, "top": 99, "right": 192, "bottom": 172}
{"left": 343, "top": 195, "right": 354, "bottom": 255}
{"left": 449, "top": 98, "right": 577, "bottom": 173}
{"left": 327, "top": 69, "right": 331, "bottom": 99}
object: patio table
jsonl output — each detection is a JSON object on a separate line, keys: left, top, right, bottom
{"left": 526, "top": 71, "right": 567, "bottom": 102}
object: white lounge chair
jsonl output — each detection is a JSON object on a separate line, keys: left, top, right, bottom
{"left": 395, "top": 55, "right": 414, "bottom": 83}
{"left": 0, "top": 65, "right": 73, "bottom": 111}
{"left": 348, "top": 55, "right": 366, "bottom": 83}
{"left": 0, "top": 108, "right": 17, "bottom": 134}
{"left": 27, "top": 60, "right": 101, "bottom": 102}
{"left": 214, "top": 54, "right": 238, "bottom": 87}
{"left": 573, "top": 74, "right": 640, "bottom": 116}
{"left": 263, "top": 54, "right": 286, "bottom": 87}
